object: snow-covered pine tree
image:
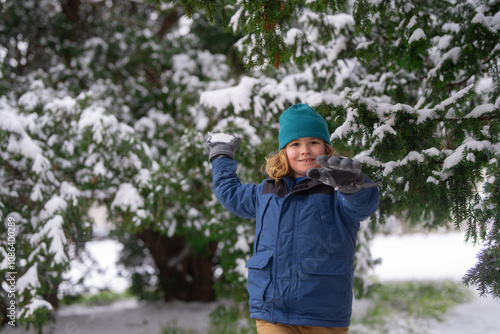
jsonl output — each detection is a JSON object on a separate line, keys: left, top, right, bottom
{"left": 0, "top": 0, "right": 258, "bottom": 330}
{"left": 169, "top": 0, "right": 500, "bottom": 298}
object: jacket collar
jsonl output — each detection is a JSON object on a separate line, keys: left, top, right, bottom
{"left": 262, "top": 177, "right": 332, "bottom": 198}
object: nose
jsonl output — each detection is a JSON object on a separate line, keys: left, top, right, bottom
{"left": 300, "top": 144, "right": 312, "bottom": 154}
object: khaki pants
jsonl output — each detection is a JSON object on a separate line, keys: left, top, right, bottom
{"left": 256, "top": 319, "right": 349, "bottom": 334}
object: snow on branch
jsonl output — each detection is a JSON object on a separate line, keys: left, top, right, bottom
{"left": 427, "top": 47, "right": 462, "bottom": 78}
{"left": 26, "top": 223, "right": 65, "bottom": 271}
{"left": 442, "top": 138, "right": 493, "bottom": 171}
{"left": 0, "top": 99, "right": 25, "bottom": 134}
{"left": 212, "top": 116, "right": 262, "bottom": 146}
{"left": 78, "top": 105, "right": 133, "bottom": 145}
{"left": 60, "top": 181, "right": 81, "bottom": 206}
{"left": 45, "top": 215, "right": 69, "bottom": 264}
{"left": 465, "top": 103, "right": 498, "bottom": 118}
{"left": 111, "top": 183, "right": 145, "bottom": 213}
{"left": 379, "top": 151, "right": 429, "bottom": 177}
{"left": 200, "top": 76, "right": 259, "bottom": 115}
{"left": 43, "top": 96, "right": 78, "bottom": 115}
{"left": 408, "top": 28, "right": 426, "bottom": 44}
{"left": 417, "top": 84, "right": 475, "bottom": 123}
{"left": 18, "top": 296, "right": 53, "bottom": 319}
{"left": 331, "top": 106, "right": 359, "bottom": 139}
{"left": 38, "top": 195, "right": 68, "bottom": 222}
{"left": 16, "top": 263, "right": 41, "bottom": 294}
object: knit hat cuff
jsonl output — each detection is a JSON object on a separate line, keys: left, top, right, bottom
{"left": 278, "top": 104, "right": 331, "bottom": 150}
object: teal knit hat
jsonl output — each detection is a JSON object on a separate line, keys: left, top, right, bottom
{"left": 278, "top": 104, "right": 331, "bottom": 150}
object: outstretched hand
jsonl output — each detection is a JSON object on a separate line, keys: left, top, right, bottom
{"left": 205, "top": 132, "right": 241, "bottom": 162}
{"left": 307, "top": 156, "right": 382, "bottom": 194}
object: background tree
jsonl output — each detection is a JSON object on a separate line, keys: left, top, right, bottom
{"left": 0, "top": 0, "right": 255, "bottom": 331}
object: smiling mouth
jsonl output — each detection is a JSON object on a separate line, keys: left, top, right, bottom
{"left": 299, "top": 158, "right": 316, "bottom": 162}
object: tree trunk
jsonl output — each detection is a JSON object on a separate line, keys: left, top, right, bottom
{"left": 43, "top": 289, "right": 59, "bottom": 309}
{"left": 0, "top": 302, "right": 7, "bottom": 326}
{"left": 61, "top": 0, "right": 81, "bottom": 23}
{"left": 136, "top": 228, "right": 217, "bottom": 302}
{"left": 157, "top": 9, "right": 182, "bottom": 40}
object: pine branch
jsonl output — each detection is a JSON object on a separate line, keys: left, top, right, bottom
{"left": 3, "top": 160, "right": 23, "bottom": 180}
{"left": 463, "top": 229, "right": 500, "bottom": 299}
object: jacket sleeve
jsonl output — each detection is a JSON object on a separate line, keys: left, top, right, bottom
{"left": 211, "top": 157, "right": 258, "bottom": 219}
{"left": 336, "top": 175, "right": 380, "bottom": 222}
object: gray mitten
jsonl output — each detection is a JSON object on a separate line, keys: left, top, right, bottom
{"left": 307, "top": 156, "right": 382, "bottom": 194}
{"left": 205, "top": 132, "right": 241, "bottom": 162}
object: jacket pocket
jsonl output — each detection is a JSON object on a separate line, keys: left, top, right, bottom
{"left": 298, "top": 256, "right": 352, "bottom": 318}
{"left": 246, "top": 251, "right": 274, "bottom": 309}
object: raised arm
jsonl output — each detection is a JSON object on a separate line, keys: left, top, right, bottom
{"left": 206, "top": 132, "right": 258, "bottom": 219}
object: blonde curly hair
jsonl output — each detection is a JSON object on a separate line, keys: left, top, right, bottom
{"left": 263, "top": 142, "right": 336, "bottom": 184}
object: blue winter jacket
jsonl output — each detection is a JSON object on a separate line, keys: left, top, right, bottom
{"left": 212, "top": 158, "right": 380, "bottom": 327}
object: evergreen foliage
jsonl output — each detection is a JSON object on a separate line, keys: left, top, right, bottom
{"left": 0, "top": 0, "right": 252, "bottom": 330}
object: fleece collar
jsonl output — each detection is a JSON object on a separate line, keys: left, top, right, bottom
{"left": 262, "top": 177, "right": 334, "bottom": 198}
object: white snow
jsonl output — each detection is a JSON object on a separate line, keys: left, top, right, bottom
{"left": 210, "top": 132, "right": 235, "bottom": 143}
{"left": 369, "top": 232, "right": 481, "bottom": 281}
{"left": 19, "top": 297, "right": 54, "bottom": 319}
{"left": 229, "top": 6, "right": 244, "bottom": 33}
{"left": 442, "top": 46, "right": 461, "bottom": 64}
{"left": 200, "top": 76, "right": 259, "bottom": 114}
{"left": 325, "top": 13, "right": 354, "bottom": 31}
{"left": 16, "top": 263, "right": 41, "bottom": 294}
{"left": 60, "top": 181, "right": 81, "bottom": 206}
{"left": 31, "top": 153, "right": 51, "bottom": 175}
{"left": 284, "top": 27, "right": 302, "bottom": 46}
{"left": 408, "top": 28, "right": 426, "bottom": 44}
{"left": 212, "top": 116, "right": 262, "bottom": 146}
{"left": 465, "top": 103, "right": 497, "bottom": 118}
{"left": 234, "top": 225, "right": 251, "bottom": 253}
{"left": 442, "top": 138, "right": 492, "bottom": 170}
{"left": 43, "top": 96, "right": 77, "bottom": 115}
{"left": 9, "top": 135, "right": 41, "bottom": 160}
{"left": 442, "top": 23, "right": 460, "bottom": 33}
{"left": 436, "top": 35, "right": 453, "bottom": 50}
{"left": 110, "top": 183, "right": 144, "bottom": 212}
{"left": 45, "top": 215, "right": 69, "bottom": 264}
{"left": 427, "top": 296, "right": 500, "bottom": 334}
{"left": 39, "top": 195, "right": 68, "bottom": 221}
{"left": 10, "top": 299, "right": 220, "bottom": 334}
{"left": 356, "top": 41, "right": 373, "bottom": 50}
{"left": 406, "top": 16, "right": 418, "bottom": 30}
{"left": 0, "top": 102, "right": 24, "bottom": 134}
{"left": 134, "top": 169, "right": 153, "bottom": 189}
{"left": 380, "top": 150, "right": 432, "bottom": 177}
{"left": 3, "top": 1, "right": 498, "bottom": 332}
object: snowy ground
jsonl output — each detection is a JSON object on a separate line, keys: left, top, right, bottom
{"left": 4, "top": 232, "right": 500, "bottom": 334}
{"left": 369, "top": 232, "right": 483, "bottom": 281}
{"left": 370, "top": 232, "right": 500, "bottom": 334}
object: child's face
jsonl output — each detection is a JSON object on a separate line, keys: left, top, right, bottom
{"left": 285, "top": 137, "right": 326, "bottom": 178}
